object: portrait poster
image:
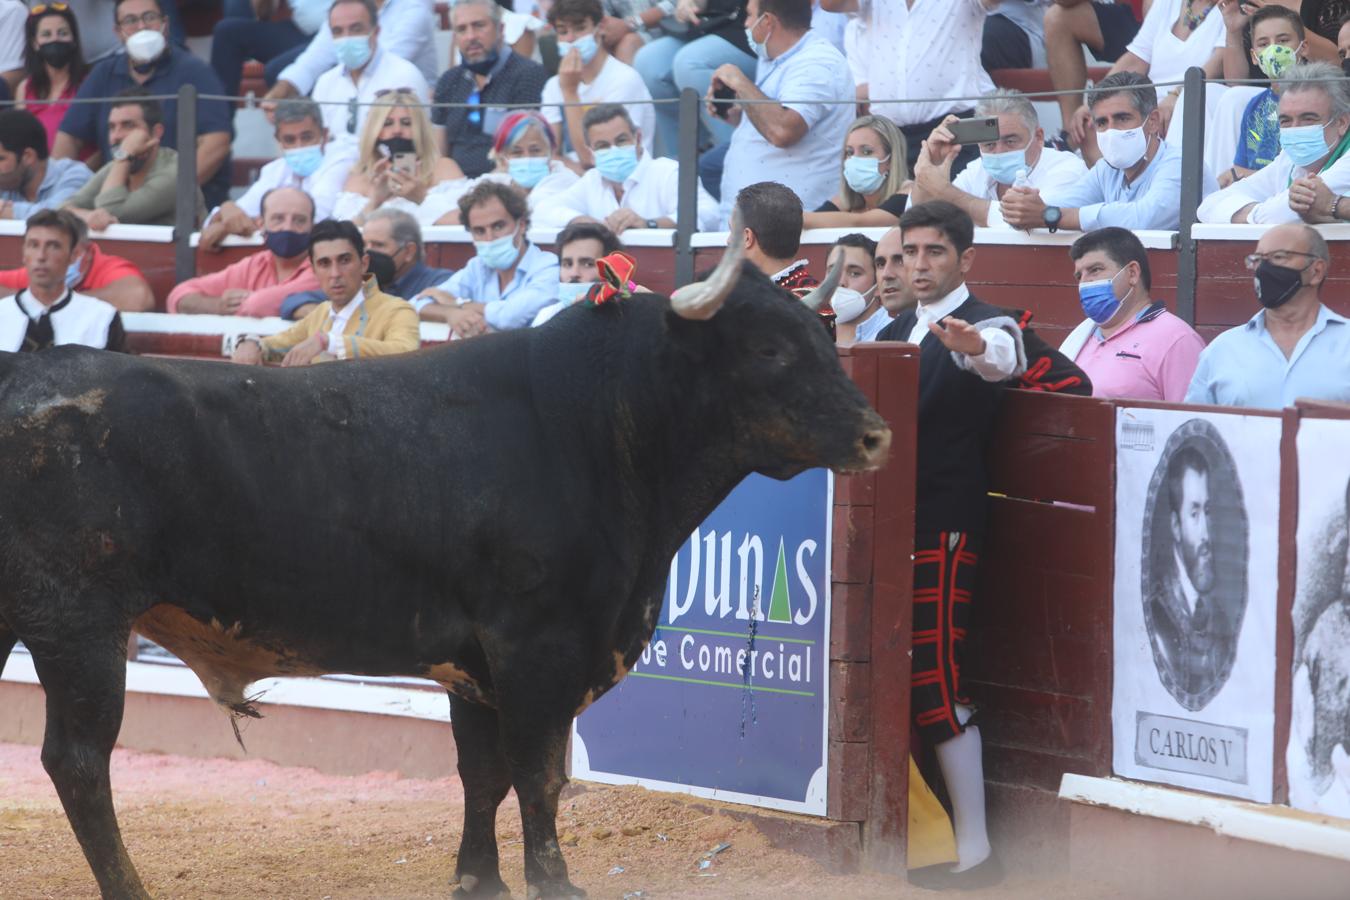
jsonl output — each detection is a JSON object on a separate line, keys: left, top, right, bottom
{"left": 1112, "top": 407, "right": 1280, "bottom": 802}
{"left": 1288, "top": 417, "right": 1350, "bottom": 818}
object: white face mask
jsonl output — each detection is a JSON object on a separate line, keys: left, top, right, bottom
{"left": 831, "top": 285, "right": 874, "bottom": 323}
{"left": 1096, "top": 124, "right": 1149, "bottom": 170}
{"left": 125, "top": 28, "right": 166, "bottom": 63}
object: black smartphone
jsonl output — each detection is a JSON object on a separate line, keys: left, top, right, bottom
{"left": 711, "top": 83, "right": 736, "bottom": 120}
{"left": 947, "top": 116, "right": 1001, "bottom": 145}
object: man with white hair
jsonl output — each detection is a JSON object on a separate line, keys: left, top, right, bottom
{"left": 1198, "top": 62, "right": 1350, "bottom": 225}
{"left": 910, "top": 88, "right": 1086, "bottom": 229}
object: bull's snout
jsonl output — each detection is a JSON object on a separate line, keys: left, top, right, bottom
{"left": 843, "top": 411, "right": 891, "bottom": 472}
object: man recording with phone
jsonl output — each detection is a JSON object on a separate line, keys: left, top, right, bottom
{"left": 706, "top": 0, "right": 853, "bottom": 226}
{"left": 910, "top": 89, "right": 1087, "bottom": 229}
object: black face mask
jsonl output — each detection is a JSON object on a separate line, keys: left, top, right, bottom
{"left": 36, "top": 40, "right": 77, "bottom": 69}
{"left": 378, "top": 137, "right": 416, "bottom": 158}
{"left": 1253, "top": 259, "right": 1306, "bottom": 309}
{"left": 463, "top": 49, "right": 499, "bottom": 76}
{"left": 365, "top": 251, "right": 398, "bottom": 290}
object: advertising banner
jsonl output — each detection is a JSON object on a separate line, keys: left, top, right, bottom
{"left": 572, "top": 469, "right": 832, "bottom": 815}
{"left": 1112, "top": 408, "right": 1280, "bottom": 802}
{"left": 1288, "top": 417, "right": 1350, "bottom": 817}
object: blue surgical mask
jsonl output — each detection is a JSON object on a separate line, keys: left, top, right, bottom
{"left": 981, "top": 147, "right": 1028, "bottom": 185}
{"left": 476, "top": 231, "right": 522, "bottom": 270}
{"left": 1281, "top": 122, "right": 1333, "bottom": 167}
{"left": 64, "top": 258, "right": 83, "bottom": 289}
{"left": 843, "top": 155, "right": 887, "bottom": 194}
{"left": 334, "top": 35, "right": 372, "bottom": 70}
{"left": 1077, "top": 265, "right": 1134, "bottom": 325}
{"left": 557, "top": 281, "right": 593, "bottom": 304}
{"left": 593, "top": 144, "right": 639, "bottom": 183}
{"left": 744, "top": 14, "right": 769, "bottom": 60}
{"left": 284, "top": 144, "right": 324, "bottom": 178}
{"left": 508, "top": 156, "right": 551, "bottom": 188}
{"left": 557, "top": 33, "right": 598, "bottom": 64}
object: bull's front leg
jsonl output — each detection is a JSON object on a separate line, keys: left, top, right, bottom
{"left": 448, "top": 693, "right": 513, "bottom": 898}
{"left": 495, "top": 663, "right": 586, "bottom": 898}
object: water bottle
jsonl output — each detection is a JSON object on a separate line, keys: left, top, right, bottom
{"left": 1013, "top": 169, "right": 1031, "bottom": 189}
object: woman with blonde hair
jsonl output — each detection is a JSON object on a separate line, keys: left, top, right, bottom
{"left": 333, "top": 89, "right": 468, "bottom": 225}
{"left": 801, "top": 115, "right": 911, "bottom": 230}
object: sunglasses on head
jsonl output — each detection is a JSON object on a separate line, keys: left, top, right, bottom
{"left": 29, "top": 2, "right": 70, "bottom": 15}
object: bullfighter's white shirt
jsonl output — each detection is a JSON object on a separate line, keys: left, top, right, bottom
{"left": 0, "top": 289, "right": 120, "bottom": 352}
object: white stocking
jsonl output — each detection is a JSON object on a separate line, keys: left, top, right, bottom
{"left": 934, "top": 719, "right": 991, "bottom": 872}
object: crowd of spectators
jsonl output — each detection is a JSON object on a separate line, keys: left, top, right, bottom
{"left": 0, "top": 0, "right": 1347, "bottom": 406}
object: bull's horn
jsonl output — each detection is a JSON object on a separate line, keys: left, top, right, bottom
{"left": 800, "top": 254, "right": 843, "bottom": 312}
{"left": 669, "top": 209, "right": 746, "bottom": 320}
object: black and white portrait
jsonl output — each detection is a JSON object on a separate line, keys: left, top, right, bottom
{"left": 1141, "top": 418, "right": 1249, "bottom": 712}
{"left": 1289, "top": 423, "right": 1350, "bottom": 817}
{"left": 1115, "top": 408, "right": 1278, "bottom": 802}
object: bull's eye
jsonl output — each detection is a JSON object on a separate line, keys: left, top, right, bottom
{"left": 756, "top": 344, "right": 780, "bottom": 361}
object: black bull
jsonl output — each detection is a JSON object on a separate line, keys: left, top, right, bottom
{"left": 0, "top": 258, "right": 889, "bottom": 898}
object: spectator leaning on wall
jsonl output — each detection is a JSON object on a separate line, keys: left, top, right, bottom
{"left": 232, "top": 218, "right": 421, "bottom": 366}
{"left": 1186, "top": 222, "right": 1350, "bottom": 409}
{"left": 1060, "top": 226, "right": 1204, "bottom": 402}
{"left": 1198, "top": 62, "right": 1350, "bottom": 225}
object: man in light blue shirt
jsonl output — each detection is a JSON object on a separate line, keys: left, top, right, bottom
{"left": 415, "top": 181, "right": 560, "bottom": 337}
{"left": 1186, "top": 223, "right": 1350, "bottom": 410}
{"left": 1002, "top": 71, "right": 1215, "bottom": 233}
{"left": 0, "top": 110, "right": 92, "bottom": 221}
{"left": 709, "top": 0, "right": 854, "bottom": 226}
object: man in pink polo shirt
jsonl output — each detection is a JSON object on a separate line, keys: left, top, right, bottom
{"left": 166, "top": 187, "right": 318, "bottom": 317}
{"left": 1061, "top": 227, "right": 1204, "bottom": 401}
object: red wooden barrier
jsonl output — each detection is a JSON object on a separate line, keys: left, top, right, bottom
{"left": 967, "top": 391, "right": 1117, "bottom": 862}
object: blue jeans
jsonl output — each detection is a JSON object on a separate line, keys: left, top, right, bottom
{"left": 634, "top": 34, "right": 756, "bottom": 158}
{"left": 211, "top": 17, "right": 308, "bottom": 96}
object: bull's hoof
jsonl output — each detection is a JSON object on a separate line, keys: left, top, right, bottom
{"left": 524, "top": 881, "right": 586, "bottom": 900}
{"left": 452, "top": 871, "right": 511, "bottom": 898}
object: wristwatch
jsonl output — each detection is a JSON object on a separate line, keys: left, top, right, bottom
{"left": 112, "top": 144, "right": 129, "bottom": 162}
{"left": 1043, "top": 205, "right": 1062, "bottom": 234}
{"left": 645, "top": 218, "right": 659, "bottom": 229}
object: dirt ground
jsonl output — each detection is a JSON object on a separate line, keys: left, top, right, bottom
{"left": 0, "top": 743, "right": 1127, "bottom": 899}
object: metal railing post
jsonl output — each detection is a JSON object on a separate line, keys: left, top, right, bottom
{"left": 174, "top": 83, "right": 198, "bottom": 284}
{"left": 1175, "top": 66, "right": 1205, "bottom": 326}
{"left": 674, "top": 88, "right": 700, "bottom": 289}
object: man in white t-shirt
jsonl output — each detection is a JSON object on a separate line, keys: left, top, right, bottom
{"left": 820, "top": 0, "right": 998, "bottom": 176}
{"left": 542, "top": 0, "right": 655, "bottom": 167}
{"left": 308, "top": 0, "right": 430, "bottom": 149}
{"left": 1062, "top": 0, "right": 1226, "bottom": 163}
{"left": 910, "top": 89, "right": 1087, "bottom": 229}
{"left": 533, "top": 103, "right": 719, "bottom": 231}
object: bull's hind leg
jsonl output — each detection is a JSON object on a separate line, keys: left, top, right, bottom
{"left": 449, "top": 694, "right": 513, "bottom": 898}
{"left": 26, "top": 618, "right": 149, "bottom": 899}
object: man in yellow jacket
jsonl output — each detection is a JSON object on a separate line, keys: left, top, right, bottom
{"left": 231, "top": 219, "right": 420, "bottom": 366}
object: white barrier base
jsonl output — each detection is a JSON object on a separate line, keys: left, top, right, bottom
{"left": 1059, "top": 773, "right": 1350, "bottom": 863}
